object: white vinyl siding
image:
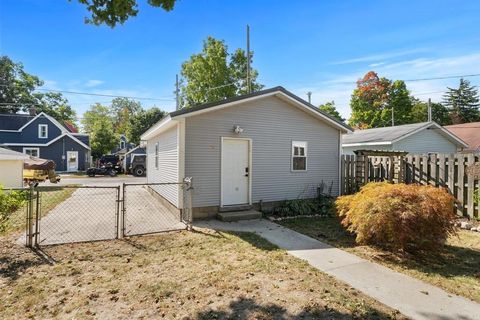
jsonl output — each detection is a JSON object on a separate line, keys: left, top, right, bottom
{"left": 393, "top": 128, "right": 458, "bottom": 154}
{"left": 185, "top": 95, "right": 341, "bottom": 208}
{"left": 146, "top": 125, "right": 179, "bottom": 207}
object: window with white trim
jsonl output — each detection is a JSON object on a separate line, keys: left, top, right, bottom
{"left": 120, "top": 140, "right": 126, "bottom": 149}
{"left": 155, "top": 143, "right": 159, "bottom": 169}
{"left": 292, "top": 141, "right": 307, "bottom": 171}
{"left": 38, "top": 124, "right": 48, "bottom": 138}
{"left": 23, "top": 147, "right": 40, "bottom": 157}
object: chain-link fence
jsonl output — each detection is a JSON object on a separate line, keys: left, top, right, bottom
{"left": 23, "top": 185, "right": 120, "bottom": 246}
{"left": 2, "top": 178, "right": 193, "bottom": 247}
{"left": 122, "top": 179, "right": 193, "bottom": 237}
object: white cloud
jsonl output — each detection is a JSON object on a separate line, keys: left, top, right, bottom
{"left": 292, "top": 53, "right": 480, "bottom": 120}
{"left": 84, "top": 79, "right": 105, "bottom": 88}
{"left": 331, "top": 48, "right": 428, "bottom": 65}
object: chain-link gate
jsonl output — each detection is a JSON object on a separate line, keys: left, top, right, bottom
{"left": 21, "top": 178, "right": 193, "bottom": 247}
{"left": 121, "top": 178, "right": 193, "bottom": 237}
{"left": 26, "top": 185, "right": 120, "bottom": 246}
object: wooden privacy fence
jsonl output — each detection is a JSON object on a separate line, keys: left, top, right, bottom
{"left": 341, "top": 152, "right": 480, "bottom": 219}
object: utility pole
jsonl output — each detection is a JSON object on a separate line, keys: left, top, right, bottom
{"left": 246, "top": 24, "right": 251, "bottom": 94}
{"left": 306, "top": 92, "right": 312, "bottom": 104}
{"left": 391, "top": 106, "right": 395, "bottom": 126}
{"left": 175, "top": 74, "right": 180, "bottom": 110}
{"left": 427, "top": 98, "right": 432, "bottom": 122}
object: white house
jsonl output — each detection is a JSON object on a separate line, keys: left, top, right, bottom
{"left": 342, "top": 122, "right": 468, "bottom": 155}
{"left": 141, "top": 86, "right": 352, "bottom": 219}
{"left": 0, "top": 147, "right": 29, "bottom": 188}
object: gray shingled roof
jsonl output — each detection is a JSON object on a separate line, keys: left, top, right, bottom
{"left": 342, "top": 122, "right": 430, "bottom": 145}
{"left": 0, "top": 113, "right": 34, "bottom": 130}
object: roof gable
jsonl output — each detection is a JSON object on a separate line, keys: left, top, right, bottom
{"left": 342, "top": 122, "right": 468, "bottom": 148}
{"left": 142, "top": 86, "right": 351, "bottom": 140}
{"left": 170, "top": 86, "right": 351, "bottom": 132}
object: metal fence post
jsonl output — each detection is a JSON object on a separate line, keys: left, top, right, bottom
{"left": 121, "top": 183, "right": 126, "bottom": 238}
{"left": 115, "top": 186, "right": 120, "bottom": 239}
{"left": 26, "top": 184, "right": 34, "bottom": 248}
{"left": 34, "top": 188, "right": 40, "bottom": 247}
{"left": 183, "top": 177, "right": 193, "bottom": 231}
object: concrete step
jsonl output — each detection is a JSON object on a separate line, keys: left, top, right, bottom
{"left": 217, "top": 210, "right": 262, "bottom": 222}
{"left": 218, "top": 204, "right": 253, "bottom": 213}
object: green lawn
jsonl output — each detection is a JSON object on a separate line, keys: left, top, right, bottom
{"left": 1, "top": 187, "right": 76, "bottom": 236}
{"left": 279, "top": 216, "right": 480, "bottom": 303}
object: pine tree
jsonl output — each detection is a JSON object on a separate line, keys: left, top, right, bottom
{"left": 442, "top": 78, "right": 480, "bottom": 123}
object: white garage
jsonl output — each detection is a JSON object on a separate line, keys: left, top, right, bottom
{"left": 0, "top": 147, "right": 28, "bottom": 188}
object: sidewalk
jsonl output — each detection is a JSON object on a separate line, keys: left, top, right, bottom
{"left": 195, "top": 219, "right": 480, "bottom": 320}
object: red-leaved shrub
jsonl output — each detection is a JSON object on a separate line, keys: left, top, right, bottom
{"left": 336, "top": 182, "right": 456, "bottom": 252}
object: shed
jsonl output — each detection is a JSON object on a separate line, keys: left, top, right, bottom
{"left": 0, "top": 147, "right": 29, "bottom": 188}
{"left": 342, "top": 122, "right": 468, "bottom": 155}
{"left": 141, "top": 86, "right": 351, "bottom": 219}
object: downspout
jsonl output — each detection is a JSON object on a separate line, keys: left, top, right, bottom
{"left": 63, "top": 137, "right": 65, "bottom": 171}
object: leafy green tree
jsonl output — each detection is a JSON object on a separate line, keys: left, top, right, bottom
{"left": 89, "top": 117, "right": 119, "bottom": 158}
{"left": 127, "top": 107, "right": 166, "bottom": 145}
{"left": 76, "top": 0, "right": 177, "bottom": 27}
{"left": 179, "top": 37, "right": 263, "bottom": 108}
{"left": 110, "top": 97, "right": 142, "bottom": 135}
{"left": 0, "top": 56, "right": 77, "bottom": 126}
{"left": 442, "top": 78, "right": 480, "bottom": 123}
{"left": 349, "top": 71, "right": 412, "bottom": 128}
{"left": 81, "top": 103, "right": 113, "bottom": 133}
{"left": 318, "top": 101, "right": 345, "bottom": 122}
{"left": 411, "top": 98, "right": 452, "bottom": 125}
{"left": 0, "top": 56, "right": 42, "bottom": 113}
{"left": 36, "top": 92, "right": 78, "bottom": 125}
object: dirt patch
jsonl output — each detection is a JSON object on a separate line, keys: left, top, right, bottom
{"left": 0, "top": 230, "right": 403, "bottom": 319}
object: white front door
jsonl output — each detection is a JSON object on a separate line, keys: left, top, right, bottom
{"left": 221, "top": 138, "right": 250, "bottom": 206}
{"left": 66, "top": 151, "right": 78, "bottom": 172}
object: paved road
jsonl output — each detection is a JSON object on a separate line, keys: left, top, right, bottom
{"left": 43, "top": 174, "right": 147, "bottom": 187}
{"left": 196, "top": 219, "right": 480, "bottom": 320}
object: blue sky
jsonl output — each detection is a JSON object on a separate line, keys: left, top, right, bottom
{"left": 1, "top": 0, "right": 479, "bottom": 119}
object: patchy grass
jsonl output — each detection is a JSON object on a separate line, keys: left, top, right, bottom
{"left": 1, "top": 187, "right": 75, "bottom": 236}
{"left": 0, "top": 230, "right": 404, "bottom": 319}
{"left": 279, "top": 217, "right": 480, "bottom": 303}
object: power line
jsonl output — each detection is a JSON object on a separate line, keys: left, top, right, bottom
{"left": 404, "top": 73, "right": 480, "bottom": 82}
{"left": 0, "top": 84, "right": 174, "bottom": 101}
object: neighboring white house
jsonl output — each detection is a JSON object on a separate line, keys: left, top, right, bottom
{"left": 342, "top": 122, "right": 468, "bottom": 155}
{"left": 141, "top": 86, "right": 352, "bottom": 219}
{"left": 0, "top": 147, "right": 29, "bottom": 188}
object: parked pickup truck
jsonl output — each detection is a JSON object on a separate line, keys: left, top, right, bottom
{"left": 129, "top": 154, "right": 146, "bottom": 177}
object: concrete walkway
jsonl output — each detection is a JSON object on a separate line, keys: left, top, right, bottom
{"left": 195, "top": 219, "right": 480, "bottom": 320}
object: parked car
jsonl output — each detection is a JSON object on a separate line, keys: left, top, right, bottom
{"left": 86, "top": 163, "right": 118, "bottom": 177}
{"left": 99, "top": 154, "right": 122, "bottom": 173}
{"left": 130, "top": 154, "right": 146, "bottom": 177}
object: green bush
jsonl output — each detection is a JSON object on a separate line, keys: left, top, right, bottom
{"left": 336, "top": 182, "right": 456, "bottom": 252}
{"left": 0, "top": 187, "right": 28, "bottom": 233}
{"left": 474, "top": 188, "right": 480, "bottom": 205}
{"left": 273, "top": 195, "right": 335, "bottom": 217}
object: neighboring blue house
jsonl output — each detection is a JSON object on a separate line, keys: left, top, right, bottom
{"left": 0, "top": 112, "right": 91, "bottom": 172}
